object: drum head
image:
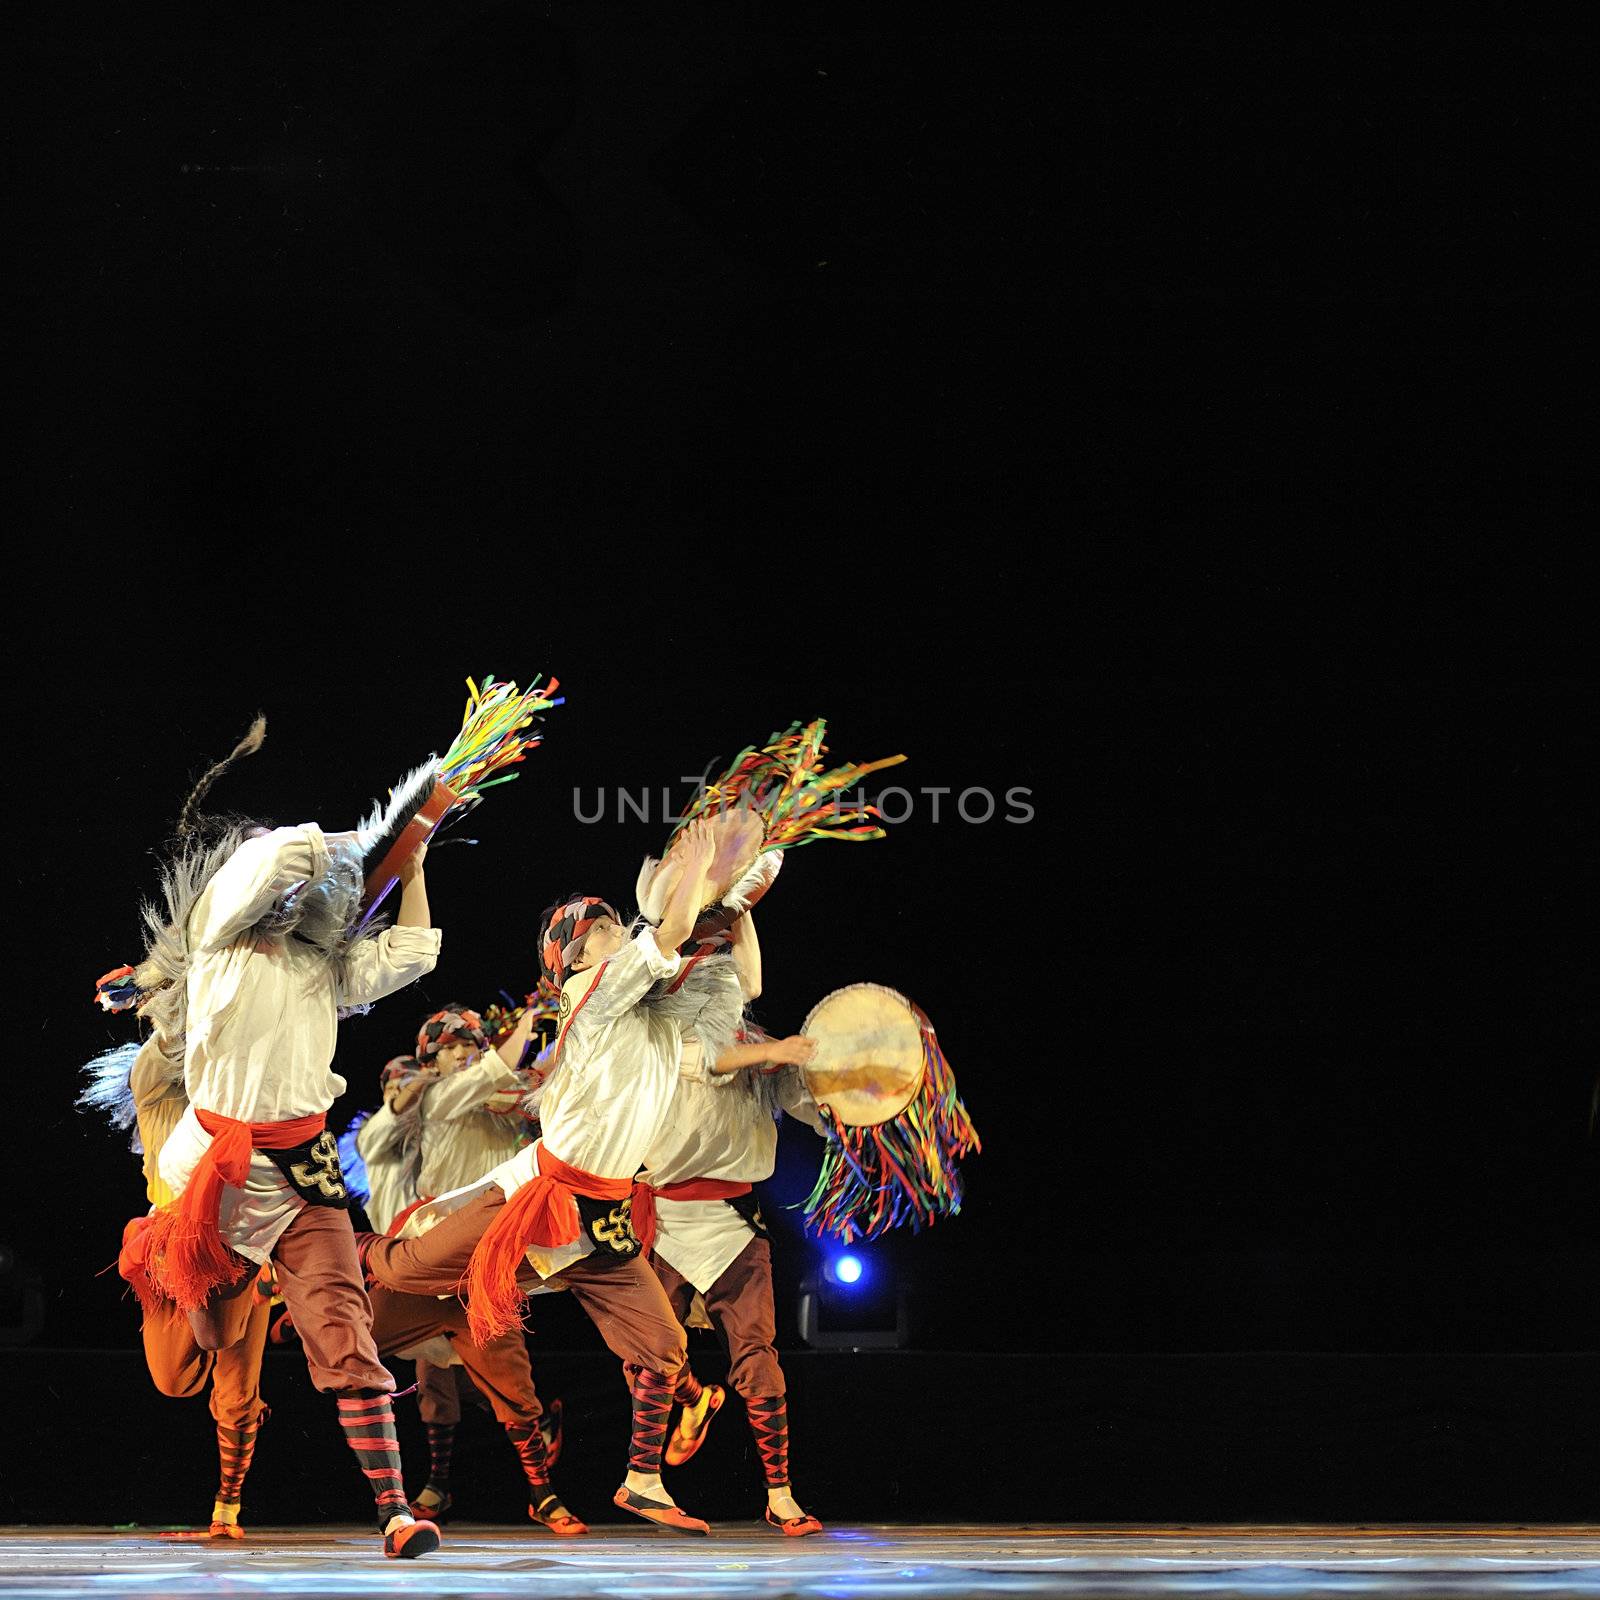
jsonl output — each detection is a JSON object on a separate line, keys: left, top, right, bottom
{"left": 800, "top": 982, "right": 925, "bottom": 1127}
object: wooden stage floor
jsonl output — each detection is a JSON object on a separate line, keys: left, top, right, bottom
{"left": 4, "top": 1525, "right": 1600, "bottom": 1597}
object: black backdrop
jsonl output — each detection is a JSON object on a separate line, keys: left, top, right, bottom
{"left": 11, "top": 2, "right": 1595, "bottom": 1501}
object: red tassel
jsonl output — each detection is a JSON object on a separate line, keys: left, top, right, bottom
{"left": 464, "top": 1176, "right": 581, "bottom": 1345}
{"left": 117, "top": 1216, "right": 163, "bottom": 1319}
{"left": 143, "top": 1119, "right": 254, "bottom": 1312}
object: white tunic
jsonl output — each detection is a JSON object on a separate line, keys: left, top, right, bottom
{"left": 359, "top": 1052, "right": 537, "bottom": 1233}
{"left": 643, "top": 1053, "right": 823, "bottom": 1292}
{"left": 423, "top": 926, "right": 683, "bottom": 1281}
{"left": 352, "top": 1102, "right": 414, "bottom": 1235}
{"left": 417, "top": 1054, "right": 531, "bottom": 1200}
{"left": 157, "top": 825, "right": 441, "bottom": 1264}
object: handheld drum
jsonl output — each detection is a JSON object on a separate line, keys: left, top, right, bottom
{"left": 800, "top": 983, "right": 927, "bottom": 1127}
{"left": 797, "top": 983, "right": 980, "bottom": 1242}
{"left": 358, "top": 777, "right": 460, "bottom": 927}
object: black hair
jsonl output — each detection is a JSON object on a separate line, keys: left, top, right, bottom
{"left": 175, "top": 716, "right": 267, "bottom": 839}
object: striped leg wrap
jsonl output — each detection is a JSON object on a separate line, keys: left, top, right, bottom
{"left": 336, "top": 1391, "right": 409, "bottom": 1529}
{"left": 627, "top": 1367, "right": 674, "bottom": 1475}
{"left": 215, "top": 1421, "right": 259, "bottom": 1512}
{"left": 505, "top": 1420, "right": 550, "bottom": 1489}
{"left": 673, "top": 1368, "right": 704, "bottom": 1407}
{"left": 746, "top": 1394, "right": 790, "bottom": 1488}
{"left": 424, "top": 1423, "right": 455, "bottom": 1494}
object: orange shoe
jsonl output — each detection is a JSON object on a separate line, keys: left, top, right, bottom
{"left": 529, "top": 1487, "right": 587, "bottom": 1536}
{"left": 158, "top": 1522, "right": 244, "bottom": 1542}
{"left": 663, "top": 1383, "right": 724, "bottom": 1467}
{"left": 408, "top": 1487, "right": 451, "bottom": 1523}
{"left": 383, "top": 1518, "right": 441, "bottom": 1559}
{"left": 611, "top": 1486, "right": 709, "bottom": 1535}
{"left": 764, "top": 1506, "right": 824, "bottom": 1537}
{"left": 250, "top": 1263, "right": 280, "bottom": 1309}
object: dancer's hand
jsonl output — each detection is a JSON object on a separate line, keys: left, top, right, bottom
{"left": 399, "top": 841, "right": 429, "bottom": 884}
{"left": 676, "top": 817, "right": 715, "bottom": 874}
{"left": 765, "top": 1035, "right": 816, "bottom": 1066}
{"left": 656, "top": 819, "right": 715, "bottom": 953}
{"left": 646, "top": 848, "right": 686, "bottom": 910}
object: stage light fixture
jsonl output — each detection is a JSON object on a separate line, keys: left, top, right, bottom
{"left": 825, "top": 1253, "right": 864, "bottom": 1287}
{"left": 799, "top": 1250, "right": 906, "bottom": 1350}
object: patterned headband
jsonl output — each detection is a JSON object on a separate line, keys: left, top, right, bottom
{"left": 415, "top": 1008, "right": 487, "bottom": 1064}
{"left": 539, "top": 897, "right": 619, "bottom": 998}
{"left": 380, "top": 1054, "right": 421, "bottom": 1091}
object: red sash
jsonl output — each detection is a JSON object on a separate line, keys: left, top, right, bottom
{"left": 630, "top": 1178, "right": 753, "bottom": 1258}
{"left": 134, "top": 1109, "right": 326, "bottom": 1314}
{"left": 464, "top": 1143, "right": 632, "bottom": 1345}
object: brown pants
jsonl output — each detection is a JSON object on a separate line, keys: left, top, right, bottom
{"left": 143, "top": 1281, "right": 271, "bottom": 1429}
{"left": 368, "top": 1285, "right": 544, "bottom": 1432}
{"left": 652, "top": 1237, "right": 785, "bottom": 1399}
{"left": 414, "top": 1358, "right": 467, "bottom": 1427}
{"left": 366, "top": 1188, "right": 686, "bottom": 1375}
{"left": 269, "top": 1204, "right": 392, "bottom": 1394}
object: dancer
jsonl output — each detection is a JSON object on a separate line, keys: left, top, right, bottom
{"left": 106, "top": 724, "right": 447, "bottom": 1559}
{"left": 358, "top": 818, "right": 728, "bottom": 1534}
{"left": 352, "top": 1004, "right": 560, "bottom": 1524}
{"left": 82, "top": 1018, "right": 273, "bottom": 1540}
{"left": 632, "top": 910, "right": 828, "bottom": 1536}
{"left": 406, "top": 1003, "right": 557, "bottom": 1523}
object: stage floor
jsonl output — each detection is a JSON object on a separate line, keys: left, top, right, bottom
{"left": 5, "top": 1526, "right": 1600, "bottom": 1598}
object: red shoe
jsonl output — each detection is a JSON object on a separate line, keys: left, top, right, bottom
{"left": 764, "top": 1506, "right": 824, "bottom": 1537}
{"left": 529, "top": 1487, "right": 586, "bottom": 1536}
{"left": 611, "top": 1486, "right": 709, "bottom": 1535}
{"left": 541, "top": 1397, "right": 564, "bottom": 1469}
{"left": 384, "top": 1518, "right": 441, "bottom": 1559}
{"left": 663, "top": 1383, "right": 724, "bottom": 1467}
{"left": 268, "top": 1306, "right": 298, "bottom": 1345}
{"left": 408, "top": 1488, "right": 451, "bottom": 1522}
{"left": 158, "top": 1522, "right": 244, "bottom": 1542}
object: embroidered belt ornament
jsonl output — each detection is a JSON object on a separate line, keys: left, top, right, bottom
{"left": 727, "top": 1190, "right": 767, "bottom": 1236}
{"left": 578, "top": 1193, "right": 641, "bottom": 1260}
{"left": 269, "top": 1131, "right": 350, "bottom": 1208}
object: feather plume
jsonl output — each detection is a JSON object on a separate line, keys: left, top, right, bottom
{"left": 76, "top": 1041, "right": 147, "bottom": 1152}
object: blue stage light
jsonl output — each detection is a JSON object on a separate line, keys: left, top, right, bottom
{"left": 799, "top": 1251, "right": 905, "bottom": 1348}
{"left": 827, "top": 1253, "right": 864, "bottom": 1287}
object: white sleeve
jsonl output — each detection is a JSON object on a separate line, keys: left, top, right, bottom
{"left": 566, "top": 927, "right": 681, "bottom": 1029}
{"left": 338, "top": 926, "right": 442, "bottom": 1007}
{"left": 355, "top": 1102, "right": 416, "bottom": 1233}
{"left": 188, "top": 825, "right": 330, "bottom": 952}
{"left": 422, "top": 1056, "right": 522, "bottom": 1121}
{"left": 775, "top": 1064, "right": 827, "bottom": 1134}
{"left": 355, "top": 1101, "right": 406, "bottom": 1162}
